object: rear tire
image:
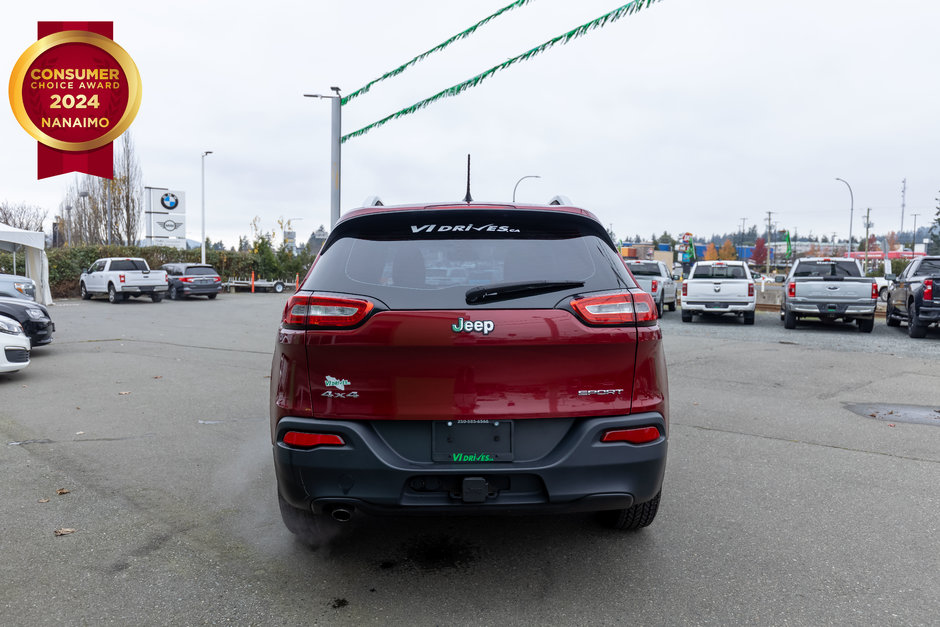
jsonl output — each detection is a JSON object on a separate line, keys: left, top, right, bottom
{"left": 879, "top": 287, "right": 888, "bottom": 301}
{"left": 858, "top": 317, "right": 874, "bottom": 333}
{"left": 273, "top": 281, "right": 285, "bottom": 294}
{"left": 667, "top": 298, "right": 676, "bottom": 312}
{"left": 151, "top": 293, "right": 164, "bottom": 303}
{"left": 208, "top": 293, "right": 217, "bottom": 300}
{"left": 743, "top": 311, "right": 755, "bottom": 325}
{"left": 108, "top": 284, "right": 119, "bottom": 304}
{"left": 681, "top": 309, "right": 692, "bottom": 323}
{"left": 908, "top": 315, "right": 927, "bottom": 338}
{"left": 168, "top": 285, "right": 178, "bottom": 300}
{"left": 886, "top": 301, "right": 900, "bottom": 327}
{"left": 784, "top": 309, "right": 797, "bottom": 329}
{"left": 277, "top": 492, "right": 345, "bottom": 547}
{"left": 598, "top": 491, "right": 661, "bottom": 530}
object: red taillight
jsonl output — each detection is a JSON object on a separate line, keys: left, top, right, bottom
{"left": 282, "top": 432, "right": 345, "bottom": 448}
{"left": 570, "top": 292, "right": 656, "bottom": 325}
{"left": 748, "top": 282, "right": 754, "bottom": 297}
{"left": 283, "top": 294, "right": 374, "bottom": 327}
{"left": 925, "top": 279, "right": 934, "bottom": 301}
{"left": 682, "top": 282, "right": 688, "bottom": 296}
{"left": 119, "top": 274, "right": 125, "bottom": 283}
{"left": 788, "top": 282, "right": 796, "bottom": 298}
{"left": 213, "top": 276, "right": 221, "bottom": 283}
{"left": 650, "top": 279, "right": 658, "bottom": 294}
{"left": 179, "top": 277, "right": 193, "bottom": 283}
{"left": 601, "top": 426, "right": 661, "bottom": 444}
{"left": 871, "top": 281, "right": 879, "bottom": 300}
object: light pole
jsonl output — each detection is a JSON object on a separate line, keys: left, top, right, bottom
{"left": 304, "top": 87, "right": 342, "bottom": 228}
{"left": 512, "top": 175, "right": 540, "bottom": 202}
{"left": 201, "top": 151, "right": 213, "bottom": 264}
{"left": 911, "top": 213, "right": 920, "bottom": 251}
{"left": 64, "top": 205, "right": 72, "bottom": 247}
{"left": 835, "top": 178, "right": 854, "bottom": 254}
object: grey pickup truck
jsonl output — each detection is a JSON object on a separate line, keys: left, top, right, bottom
{"left": 778, "top": 257, "right": 878, "bottom": 332}
{"left": 885, "top": 255, "right": 940, "bottom": 338}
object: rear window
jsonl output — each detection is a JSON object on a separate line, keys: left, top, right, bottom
{"left": 690, "top": 264, "right": 748, "bottom": 279}
{"left": 185, "top": 266, "right": 218, "bottom": 276}
{"left": 918, "top": 260, "right": 940, "bottom": 275}
{"left": 304, "top": 209, "right": 636, "bottom": 309}
{"left": 626, "top": 262, "right": 661, "bottom": 276}
{"left": 793, "top": 261, "right": 860, "bottom": 277}
{"left": 110, "top": 259, "right": 149, "bottom": 271}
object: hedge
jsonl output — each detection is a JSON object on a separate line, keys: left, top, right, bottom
{"left": 0, "top": 244, "right": 318, "bottom": 299}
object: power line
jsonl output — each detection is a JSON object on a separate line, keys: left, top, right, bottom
{"left": 342, "top": 0, "right": 665, "bottom": 143}
{"left": 342, "top": 0, "right": 536, "bottom": 106}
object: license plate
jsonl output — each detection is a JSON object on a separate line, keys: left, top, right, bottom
{"left": 432, "top": 420, "right": 513, "bottom": 462}
{"left": 706, "top": 303, "right": 723, "bottom": 309}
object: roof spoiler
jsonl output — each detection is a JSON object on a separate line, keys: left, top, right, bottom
{"left": 362, "top": 196, "right": 384, "bottom": 207}
{"left": 548, "top": 195, "right": 572, "bottom": 206}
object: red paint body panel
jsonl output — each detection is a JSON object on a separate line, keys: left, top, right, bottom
{"left": 270, "top": 309, "right": 659, "bottom": 432}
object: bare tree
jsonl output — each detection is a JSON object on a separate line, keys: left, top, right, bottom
{"left": 61, "top": 132, "right": 143, "bottom": 245}
{"left": 0, "top": 201, "right": 48, "bottom": 231}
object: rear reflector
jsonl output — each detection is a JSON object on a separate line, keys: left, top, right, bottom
{"left": 570, "top": 292, "right": 657, "bottom": 325}
{"left": 601, "top": 427, "right": 661, "bottom": 444}
{"left": 283, "top": 294, "right": 374, "bottom": 327}
{"left": 282, "top": 432, "right": 345, "bottom": 448}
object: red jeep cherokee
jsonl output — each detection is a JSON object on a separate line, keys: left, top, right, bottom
{"left": 270, "top": 201, "right": 668, "bottom": 541}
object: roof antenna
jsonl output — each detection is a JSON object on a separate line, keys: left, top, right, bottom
{"left": 463, "top": 154, "right": 473, "bottom": 203}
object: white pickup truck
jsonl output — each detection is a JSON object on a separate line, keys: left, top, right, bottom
{"left": 779, "top": 257, "right": 877, "bottom": 332}
{"left": 80, "top": 257, "right": 168, "bottom": 304}
{"left": 681, "top": 260, "right": 756, "bottom": 324}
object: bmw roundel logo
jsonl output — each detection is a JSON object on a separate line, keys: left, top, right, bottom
{"left": 160, "top": 193, "right": 179, "bottom": 210}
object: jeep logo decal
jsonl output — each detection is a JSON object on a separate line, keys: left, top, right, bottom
{"left": 452, "top": 317, "right": 495, "bottom": 334}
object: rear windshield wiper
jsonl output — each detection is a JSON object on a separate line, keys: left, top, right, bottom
{"left": 465, "top": 280, "right": 585, "bottom": 305}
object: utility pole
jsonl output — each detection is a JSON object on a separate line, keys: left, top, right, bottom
{"left": 900, "top": 178, "right": 906, "bottom": 235}
{"left": 863, "top": 208, "right": 873, "bottom": 273}
{"left": 911, "top": 213, "right": 920, "bottom": 250}
{"left": 765, "top": 211, "right": 774, "bottom": 274}
{"left": 739, "top": 217, "right": 747, "bottom": 253}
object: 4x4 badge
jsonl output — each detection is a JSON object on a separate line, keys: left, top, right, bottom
{"left": 452, "top": 317, "right": 495, "bottom": 334}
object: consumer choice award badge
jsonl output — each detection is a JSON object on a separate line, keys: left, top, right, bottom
{"left": 9, "top": 22, "right": 141, "bottom": 179}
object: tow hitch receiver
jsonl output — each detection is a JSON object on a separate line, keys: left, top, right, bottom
{"left": 462, "top": 477, "right": 488, "bottom": 503}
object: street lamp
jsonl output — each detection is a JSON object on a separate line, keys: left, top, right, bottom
{"left": 304, "top": 87, "right": 342, "bottom": 228}
{"left": 201, "top": 151, "right": 213, "bottom": 264}
{"left": 835, "top": 178, "right": 854, "bottom": 254}
{"left": 512, "top": 175, "right": 540, "bottom": 202}
{"left": 911, "top": 213, "right": 920, "bottom": 251}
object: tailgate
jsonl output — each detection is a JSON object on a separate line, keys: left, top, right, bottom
{"left": 686, "top": 279, "right": 751, "bottom": 300}
{"left": 795, "top": 278, "right": 873, "bottom": 302}
{"left": 306, "top": 310, "right": 638, "bottom": 420}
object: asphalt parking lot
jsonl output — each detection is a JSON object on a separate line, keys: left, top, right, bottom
{"left": 2, "top": 295, "right": 938, "bottom": 625}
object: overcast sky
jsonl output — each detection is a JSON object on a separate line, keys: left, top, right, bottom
{"left": 3, "top": 0, "right": 940, "bottom": 248}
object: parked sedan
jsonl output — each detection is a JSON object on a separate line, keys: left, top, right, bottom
{"left": 0, "top": 297, "right": 54, "bottom": 347}
{"left": 161, "top": 263, "right": 223, "bottom": 300}
{"left": 0, "top": 273, "right": 36, "bottom": 300}
{"left": 0, "top": 316, "right": 30, "bottom": 373}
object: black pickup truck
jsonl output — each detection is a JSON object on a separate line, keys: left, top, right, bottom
{"left": 885, "top": 256, "right": 940, "bottom": 338}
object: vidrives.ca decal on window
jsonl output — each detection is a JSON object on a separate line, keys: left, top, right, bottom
{"left": 410, "top": 224, "right": 521, "bottom": 233}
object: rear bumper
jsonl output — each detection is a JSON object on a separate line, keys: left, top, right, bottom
{"left": 120, "top": 285, "right": 168, "bottom": 294}
{"left": 683, "top": 300, "right": 755, "bottom": 314}
{"left": 173, "top": 281, "right": 222, "bottom": 295}
{"left": 274, "top": 413, "right": 667, "bottom": 516}
{"left": 788, "top": 299, "right": 876, "bottom": 317}
{"left": 914, "top": 302, "right": 940, "bottom": 324}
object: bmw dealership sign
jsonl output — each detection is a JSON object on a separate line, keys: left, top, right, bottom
{"left": 145, "top": 187, "right": 186, "bottom": 247}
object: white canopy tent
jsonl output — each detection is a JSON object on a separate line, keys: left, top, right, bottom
{"left": 0, "top": 222, "right": 53, "bottom": 305}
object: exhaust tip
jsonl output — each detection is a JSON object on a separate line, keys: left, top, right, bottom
{"left": 330, "top": 507, "right": 353, "bottom": 522}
